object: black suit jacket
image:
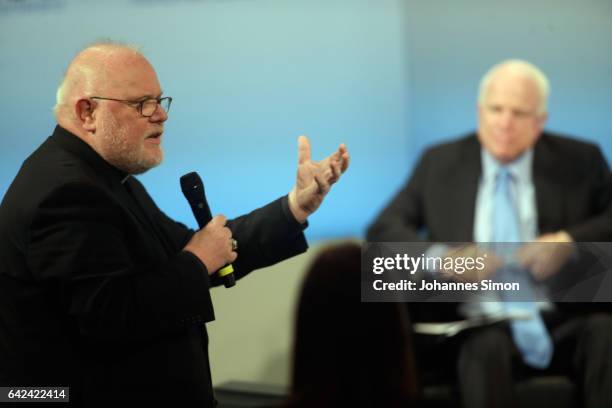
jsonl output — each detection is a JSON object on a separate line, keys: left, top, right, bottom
{"left": 0, "top": 126, "right": 308, "bottom": 407}
{"left": 367, "top": 132, "right": 612, "bottom": 321}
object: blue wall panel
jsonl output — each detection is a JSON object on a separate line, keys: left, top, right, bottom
{"left": 1, "top": 0, "right": 610, "bottom": 239}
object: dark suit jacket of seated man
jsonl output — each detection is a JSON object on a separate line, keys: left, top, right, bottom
{"left": 0, "top": 42, "right": 349, "bottom": 407}
{"left": 367, "top": 60, "right": 612, "bottom": 408}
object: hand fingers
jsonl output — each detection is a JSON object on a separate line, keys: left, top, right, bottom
{"left": 322, "top": 144, "right": 348, "bottom": 166}
{"left": 227, "top": 238, "right": 238, "bottom": 262}
{"left": 530, "top": 258, "right": 552, "bottom": 280}
{"left": 314, "top": 172, "right": 331, "bottom": 195}
{"left": 322, "top": 164, "right": 337, "bottom": 184}
{"left": 317, "top": 156, "right": 341, "bottom": 185}
{"left": 534, "top": 233, "right": 555, "bottom": 243}
{"left": 324, "top": 147, "right": 347, "bottom": 184}
{"left": 209, "top": 215, "right": 232, "bottom": 242}
{"left": 332, "top": 146, "right": 343, "bottom": 161}
{"left": 531, "top": 264, "right": 544, "bottom": 280}
{"left": 340, "top": 150, "right": 350, "bottom": 173}
{"left": 210, "top": 214, "right": 227, "bottom": 227}
{"left": 517, "top": 244, "right": 538, "bottom": 269}
{"left": 518, "top": 245, "right": 556, "bottom": 280}
{"left": 297, "top": 135, "right": 311, "bottom": 165}
{"left": 330, "top": 159, "right": 341, "bottom": 183}
{"left": 334, "top": 144, "right": 350, "bottom": 174}
{"left": 221, "top": 228, "right": 235, "bottom": 264}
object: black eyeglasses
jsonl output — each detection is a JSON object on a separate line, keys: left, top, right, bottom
{"left": 90, "top": 96, "right": 172, "bottom": 117}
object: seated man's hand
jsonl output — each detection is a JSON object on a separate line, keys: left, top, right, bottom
{"left": 441, "top": 244, "right": 504, "bottom": 283}
{"left": 517, "top": 231, "right": 575, "bottom": 281}
{"left": 288, "top": 135, "right": 350, "bottom": 223}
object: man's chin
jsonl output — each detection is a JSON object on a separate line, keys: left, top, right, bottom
{"left": 114, "top": 152, "right": 163, "bottom": 175}
{"left": 489, "top": 146, "right": 520, "bottom": 163}
{"left": 134, "top": 155, "right": 163, "bottom": 175}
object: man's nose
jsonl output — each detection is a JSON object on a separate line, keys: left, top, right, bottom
{"left": 498, "top": 110, "right": 513, "bottom": 129}
{"left": 150, "top": 103, "right": 168, "bottom": 123}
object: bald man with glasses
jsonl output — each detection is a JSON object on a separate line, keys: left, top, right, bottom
{"left": 0, "top": 42, "right": 349, "bottom": 407}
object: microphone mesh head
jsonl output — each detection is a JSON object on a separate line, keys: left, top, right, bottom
{"left": 180, "top": 172, "right": 204, "bottom": 201}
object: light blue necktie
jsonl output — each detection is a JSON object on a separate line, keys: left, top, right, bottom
{"left": 492, "top": 167, "right": 553, "bottom": 369}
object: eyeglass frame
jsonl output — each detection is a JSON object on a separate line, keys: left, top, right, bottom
{"left": 90, "top": 96, "right": 172, "bottom": 117}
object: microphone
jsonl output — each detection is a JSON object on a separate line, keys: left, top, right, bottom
{"left": 180, "top": 172, "right": 236, "bottom": 288}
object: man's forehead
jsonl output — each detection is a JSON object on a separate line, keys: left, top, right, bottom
{"left": 105, "top": 61, "right": 162, "bottom": 99}
{"left": 492, "top": 71, "right": 538, "bottom": 91}
{"left": 486, "top": 75, "right": 540, "bottom": 104}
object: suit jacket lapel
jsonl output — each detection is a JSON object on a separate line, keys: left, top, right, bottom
{"left": 108, "top": 179, "right": 157, "bottom": 236}
{"left": 50, "top": 126, "right": 174, "bottom": 257}
{"left": 123, "top": 177, "right": 177, "bottom": 255}
{"left": 451, "top": 136, "right": 481, "bottom": 241}
{"left": 533, "top": 135, "right": 566, "bottom": 234}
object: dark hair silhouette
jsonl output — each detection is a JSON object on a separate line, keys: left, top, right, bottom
{"left": 287, "top": 242, "right": 419, "bottom": 407}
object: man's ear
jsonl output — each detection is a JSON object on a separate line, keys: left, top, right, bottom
{"left": 476, "top": 103, "right": 484, "bottom": 120}
{"left": 535, "top": 112, "right": 548, "bottom": 132}
{"left": 75, "top": 98, "right": 96, "bottom": 132}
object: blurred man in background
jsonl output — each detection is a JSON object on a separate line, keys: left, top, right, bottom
{"left": 368, "top": 59, "right": 612, "bottom": 408}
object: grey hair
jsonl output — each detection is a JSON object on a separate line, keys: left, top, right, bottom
{"left": 53, "top": 40, "right": 144, "bottom": 120}
{"left": 477, "top": 59, "right": 550, "bottom": 114}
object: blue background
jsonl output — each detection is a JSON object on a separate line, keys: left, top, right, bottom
{"left": 1, "top": 0, "right": 611, "bottom": 240}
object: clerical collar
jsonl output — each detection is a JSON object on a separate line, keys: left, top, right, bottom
{"left": 50, "top": 125, "right": 131, "bottom": 185}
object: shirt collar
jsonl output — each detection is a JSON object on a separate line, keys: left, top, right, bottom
{"left": 50, "top": 125, "right": 131, "bottom": 185}
{"left": 481, "top": 147, "right": 533, "bottom": 184}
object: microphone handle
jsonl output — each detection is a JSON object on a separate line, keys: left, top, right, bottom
{"left": 183, "top": 179, "right": 236, "bottom": 288}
